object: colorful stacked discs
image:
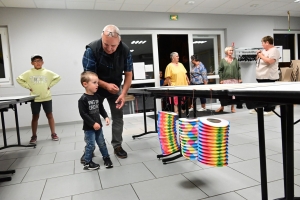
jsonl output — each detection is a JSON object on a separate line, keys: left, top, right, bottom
{"left": 178, "top": 118, "right": 199, "bottom": 160}
{"left": 157, "top": 111, "right": 180, "bottom": 155}
{"left": 197, "top": 117, "right": 230, "bottom": 167}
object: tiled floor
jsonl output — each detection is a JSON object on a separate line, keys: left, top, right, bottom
{"left": 1, "top": 105, "right": 300, "bottom": 200}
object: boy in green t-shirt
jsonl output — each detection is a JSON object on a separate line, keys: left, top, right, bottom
{"left": 16, "top": 54, "right": 61, "bottom": 144}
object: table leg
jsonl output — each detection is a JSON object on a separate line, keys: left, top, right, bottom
{"left": 162, "top": 151, "right": 182, "bottom": 164}
{"left": 14, "top": 104, "right": 22, "bottom": 145}
{"left": 280, "top": 105, "right": 288, "bottom": 199}
{"left": 275, "top": 105, "right": 300, "bottom": 200}
{"left": 132, "top": 94, "right": 157, "bottom": 139}
{"left": 257, "top": 107, "right": 268, "bottom": 200}
{"left": 1, "top": 111, "right": 8, "bottom": 147}
{"left": 10, "top": 104, "right": 35, "bottom": 148}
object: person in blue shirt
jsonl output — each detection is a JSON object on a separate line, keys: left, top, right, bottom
{"left": 189, "top": 54, "right": 208, "bottom": 111}
{"left": 82, "top": 24, "right": 133, "bottom": 159}
{"left": 159, "top": 70, "right": 167, "bottom": 86}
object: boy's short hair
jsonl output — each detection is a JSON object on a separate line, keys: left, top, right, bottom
{"left": 31, "top": 54, "right": 43, "bottom": 62}
{"left": 80, "top": 71, "right": 98, "bottom": 86}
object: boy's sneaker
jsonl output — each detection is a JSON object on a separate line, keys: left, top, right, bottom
{"left": 103, "top": 157, "right": 113, "bottom": 168}
{"left": 83, "top": 161, "right": 100, "bottom": 170}
{"left": 80, "top": 150, "right": 96, "bottom": 164}
{"left": 80, "top": 153, "right": 85, "bottom": 164}
{"left": 51, "top": 133, "right": 59, "bottom": 141}
{"left": 114, "top": 146, "right": 127, "bottom": 159}
{"left": 29, "top": 136, "right": 37, "bottom": 144}
{"left": 197, "top": 108, "right": 207, "bottom": 111}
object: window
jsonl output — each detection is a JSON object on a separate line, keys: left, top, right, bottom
{"left": 274, "top": 31, "right": 300, "bottom": 61}
{"left": 0, "top": 27, "right": 12, "bottom": 85}
{"left": 274, "top": 34, "right": 295, "bottom": 60}
{"left": 120, "top": 34, "right": 155, "bottom": 115}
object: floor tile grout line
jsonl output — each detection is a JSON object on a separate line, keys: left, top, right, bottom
{"left": 39, "top": 178, "right": 48, "bottom": 200}
{"left": 227, "top": 165, "right": 264, "bottom": 184}
{"left": 130, "top": 183, "right": 141, "bottom": 200}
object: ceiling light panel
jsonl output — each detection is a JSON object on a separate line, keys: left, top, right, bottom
{"left": 131, "top": 40, "right": 147, "bottom": 44}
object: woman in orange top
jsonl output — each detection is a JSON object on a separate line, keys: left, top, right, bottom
{"left": 165, "top": 52, "right": 190, "bottom": 113}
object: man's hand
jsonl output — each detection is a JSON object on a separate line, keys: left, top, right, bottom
{"left": 105, "top": 117, "right": 110, "bottom": 126}
{"left": 106, "top": 83, "right": 119, "bottom": 94}
{"left": 93, "top": 122, "right": 101, "bottom": 130}
{"left": 115, "top": 94, "right": 125, "bottom": 109}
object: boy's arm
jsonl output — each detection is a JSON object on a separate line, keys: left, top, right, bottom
{"left": 16, "top": 73, "right": 31, "bottom": 89}
{"left": 78, "top": 99, "right": 96, "bottom": 128}
{"left": 48, "top": 71, "right": 61, "bottom": 88}
{"left": 99, "top": 103, "right": 108, "bottom": 119}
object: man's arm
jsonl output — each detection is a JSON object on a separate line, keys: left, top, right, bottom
{"left": 82, "top": 48, "right": 97, "bottom": 72}
{"left": 122, "top": 71, "right": 132, "bottom": 96}
{"left": 115, "top": 52, "right": 133, "bottom": 109}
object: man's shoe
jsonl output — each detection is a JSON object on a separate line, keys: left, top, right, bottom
{"left": 29, "top": 136, "right": 37, "bottom": 144}
{"left": 197, "top": 108, "right": 207, "bottom": 111}
{"left": 83, "top": 161, "right": 100, "bottom": 170}
{"left": 103, "top": 157, "right": 113, "bottom": 168}
{"left": 114, "top": 146, "right": 127, "bottom": 159}
{"left": 51, "top": 133, "right": 59, "bottom": 141}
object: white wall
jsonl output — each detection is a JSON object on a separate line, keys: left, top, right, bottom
{"left": 0, "top": 8, "right": 299, "bottom": 128}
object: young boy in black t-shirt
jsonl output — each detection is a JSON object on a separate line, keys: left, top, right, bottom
{"left": 78, "top": 71, "right": 113, "bottom": 170}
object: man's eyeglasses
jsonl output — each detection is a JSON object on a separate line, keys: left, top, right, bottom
{"left": 102, "top": 31, "right": 120, "bottom": 38}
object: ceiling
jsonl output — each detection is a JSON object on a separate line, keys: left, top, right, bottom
{"left": 0, "top": 0, "right": 300, "bottom": 17}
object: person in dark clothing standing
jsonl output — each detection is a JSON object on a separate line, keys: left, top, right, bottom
{"left": 82, "top": 24, "right": 133, "bottom": 159}
{"left": 78, "top": 71, "right": 112, "bottom": 170}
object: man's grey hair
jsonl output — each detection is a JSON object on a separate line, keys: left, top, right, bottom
{"left": 170, "top": 52, "right": 178, "bottom": 60}
{"left": 101, "top": 24, "right": 121, "bottom": 40}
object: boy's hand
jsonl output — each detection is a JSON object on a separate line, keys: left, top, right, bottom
{"left": 93, "top": 123, "right": 101, "bottom": 130}
{"left": 105, "top": 117, "right": 110, "bottom": 126}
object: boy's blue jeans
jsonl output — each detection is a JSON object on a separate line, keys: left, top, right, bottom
{"left": 84, "top": 128, "right": 109, "bottom": 163}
